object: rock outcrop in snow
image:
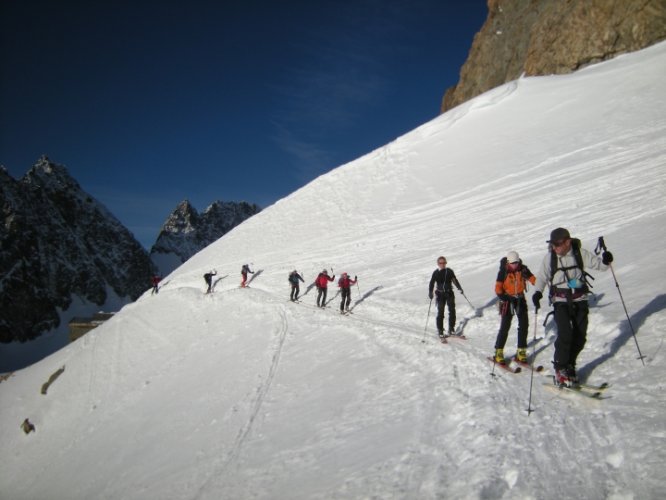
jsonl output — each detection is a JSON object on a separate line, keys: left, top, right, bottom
{"left": 442, "top": 0, "right": 666, "bottom": 112}
{"left": 150, "top": 199, "right": 260, "bottom": 275}
{"left": 0, "top": 156, "right": 154, "bottom": 343}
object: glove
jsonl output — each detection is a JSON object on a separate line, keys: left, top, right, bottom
{"left": 602, "top": 251, "right": 613, "bottom": 265}
{"left": 532, "top": 291, "right": 543, "bottom": 309}
{"left": 459, "top": 289, "right": 464, "bottom": 294}
{"left": 498, "top": 294, "right": 510, "bottom": 302}
{"left": 354, "top": 275, "right": 357, "bottom": 280}
{"left": 429, "top": 292, "right": 433, "bottom": 300}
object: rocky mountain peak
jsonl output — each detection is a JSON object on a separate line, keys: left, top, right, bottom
{"left": 442, "top": 0, "right": 666, "bottom": 112}
{"left": 150, "top": 199, "right": 260, "bottom": 275}
{"left": 1, "top": 157, "right": 154, "bottom": 344}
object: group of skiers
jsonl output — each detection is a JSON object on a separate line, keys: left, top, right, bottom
{"left": 289, "top": 269, "right": 358, "bottom": 313}
{"left": 154, "top": 226, "right": 615, "bottom": 389}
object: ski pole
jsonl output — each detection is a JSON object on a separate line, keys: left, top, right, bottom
{"left": 461, "top": 290, "right": 476, "bottom": 310}
{"left": 526, "top": 306, "right": 539, "bottom": 415}
{"left": 356, "top": 277, "right": 361, "bottom": 298}
{"left": 422, "top": 297, "right": 433, "bottom": 343}
{"left": 595, "top": 237, "right": 645, "bottom": 365}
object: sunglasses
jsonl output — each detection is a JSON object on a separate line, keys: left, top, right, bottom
{"left": 437, "top": 260, "right": 447, "bottom": 265}
{"left": 551, "top": 239, "right": 568, "bottom": 248}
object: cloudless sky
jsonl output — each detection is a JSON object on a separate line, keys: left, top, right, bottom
{"left": 1, "top": 0, "right": 487, "bottom": 248}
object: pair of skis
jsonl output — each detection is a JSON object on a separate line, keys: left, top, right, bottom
{"left": 438, "top": 332, "right": 467, "bottom": 344}
{"left": 486, "top": 357, "right": 609, "bottom": 399}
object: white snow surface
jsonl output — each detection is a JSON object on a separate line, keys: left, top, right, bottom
{"left": 2, "top": 43, "right": 666, "bottom": 500}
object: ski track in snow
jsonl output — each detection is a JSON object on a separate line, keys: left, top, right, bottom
{"left": 1, "top": 42, "right": 666, "bottom": 500}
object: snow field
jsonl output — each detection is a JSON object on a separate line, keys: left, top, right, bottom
{"left": 1, "top": 42, "right": 666, "bottom": 499}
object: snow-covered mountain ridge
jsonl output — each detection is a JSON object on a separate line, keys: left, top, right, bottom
{"left": 1, "top": 43, "right": 665, "bottom": 499}
{"left": 150, "top": 199, "right": 260, "bottom": 275}
{"left": 0, "top": 157, "right": 153, "bottom": 352}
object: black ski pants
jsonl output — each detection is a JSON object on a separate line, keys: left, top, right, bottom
{"left": 316, "top": 287, "right": 327, "bottom": 307}
{"left": 436, "top": 291, "right": 456, "bottom": 333}
{"left": 290, "top": 284, "right": 300, "bottom": 301}
{"left": 494, "top": 297, "right": 529, "bottom": 349}
{"left": 340, "top": 287, "right": 352, "bottom": 311}
{"left": 553, "top": 300, "right": 589, "bottom": 370}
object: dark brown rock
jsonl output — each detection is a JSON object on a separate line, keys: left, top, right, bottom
{"left": 442, "top": 0, "right": 666, "bottom": 113}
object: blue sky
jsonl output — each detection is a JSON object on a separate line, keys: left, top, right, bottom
{"left": 1, "top": 0, "right": 487, "bottom": 248}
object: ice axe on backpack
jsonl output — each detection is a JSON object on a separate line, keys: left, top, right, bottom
{"left": 595, "top": 236, "right": 645, "bottom": 366}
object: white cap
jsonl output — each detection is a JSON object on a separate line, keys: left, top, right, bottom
{"left": 507, "top": 251, "right": 520, "bottom": 263}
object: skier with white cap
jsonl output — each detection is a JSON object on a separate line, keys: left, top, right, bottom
{"left": 493, "top": 251, "right": 536, "bottom": 364}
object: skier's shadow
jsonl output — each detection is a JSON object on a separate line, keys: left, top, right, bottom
{"left": 247, "top": 269, "right": 263, "bottom": 286}
{"left": 579, "top": 294, "right": 666, "bottom": 381}
{"left": 325, "top": 289, "right": 340, "bottom": 307}
{"left": 212, "top": 275, "right": 228, "bottom": 292}
{"left": 301, "top": 282, "right": 316, "bottom": 298}
{"left": 350, "top": 285, "right": 383, "bottom": 312}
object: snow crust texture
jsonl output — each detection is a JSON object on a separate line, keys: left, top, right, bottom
{"left": 1, "top": 43, "right": 665, "bottom": 499}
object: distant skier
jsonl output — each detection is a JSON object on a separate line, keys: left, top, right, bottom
{"left": 288, "top": 270, "right": 304, "bottom": 301}
{"left": 315, "top": 269, "right": 335, "bottom": 308}
{"left": 241, "top": 264, "right": 254, "bottom": 288}
{"left": 338, "top": 273, "right": 357, "bottom": 313}
{"left": 493, "top": 251, "right": 536, "bottom": 365}
{"left": 532, "top": 228, "right": 613, "bottom": 387}
{"left": 428, "top": 256, "right": 463, "bottom": 337}
{"left": 203, "top": 269, "right": 217, "bottom": 294}
{"left": 151, "top": 275, "right": 162, "bottom": 295}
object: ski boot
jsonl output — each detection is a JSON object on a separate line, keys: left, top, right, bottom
{"left": 438, "top": 329, "right": 445, "bottom": 339}
{"left": 515, "top": 348, "right": 528, "bottom": 363}
{"left": 566, "top": 365, "right": 579, "bottom": 385}
{"left": 493, "top": 348, "right": 506, "bottom": 364}
{"left": 554, "top": 368, "right": 573, "bottom": 387}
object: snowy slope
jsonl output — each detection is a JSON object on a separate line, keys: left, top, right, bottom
{"left": 1, "top": 42, "right": 665, "bottom": 499}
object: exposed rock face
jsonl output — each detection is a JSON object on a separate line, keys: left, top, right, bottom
{"left": 442, "top": 0, "right": 666, "bottom": 112}
{"left": 150, "top": 199, "right": 260, "bottom": 275}
{"left": 0, "top": 157, "right": 155, "bottom": 342}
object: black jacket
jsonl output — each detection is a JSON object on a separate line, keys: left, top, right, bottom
{"left": 429, "top": 268, "right": 461, "bottom": 295}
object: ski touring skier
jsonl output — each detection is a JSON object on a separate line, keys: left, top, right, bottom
{"left": 532, "top": 228, "right": 613, "bottom": 387}
{"left": 203, "top": 270, "right": 217, "bottom": 294}
{"left": 241, "top": 264, "right": 254, "bottom": 288}
{"left": 428, "top": 256, "right": 464, "bottom": 338}
{"left": 493, "top": 251, "right": 536, "bottom": 365}
{"left": 315, "top": 269, "right": 335, "bottom": 308}
{"left": 338, "top": 272, "right": 357, "bottom": 313}
{"left": 151, "top": 275, "right": 162, "bottom": 295}
{"left": 288, "top": 270, "right": 304, "bottom": 301}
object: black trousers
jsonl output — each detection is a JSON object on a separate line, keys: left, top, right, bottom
{"left": 553, "top": 301, "right": 589, "bottom": 369}
{"left": 436, "top": 291, "right": 456, "bottom": 332}
{"left": 340, "top": 288, "right": 351, "bottom": 311}
{"left": 290, "top": 284, "right": 300, "bottom": 301}
{"left": 316, "top": 287, "right": 327, "bottom": 307}
{"left": 494, "top": 297, "right": 529, "bottom": 349}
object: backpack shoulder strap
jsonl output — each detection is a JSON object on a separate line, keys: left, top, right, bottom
{"left": 496, "top": 257, "right": 508, "bottom": 282}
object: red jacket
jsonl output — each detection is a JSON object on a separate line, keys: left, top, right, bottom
{"left": 316, "top": 273, "right": 334, "bottom": 288}
{"left": 338, "top": 276, "right": 357, "bottom": 289}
